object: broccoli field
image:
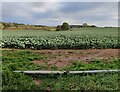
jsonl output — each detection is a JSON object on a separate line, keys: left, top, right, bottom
{"left": 1, "top": 28, "right": 119, "bottom": 49}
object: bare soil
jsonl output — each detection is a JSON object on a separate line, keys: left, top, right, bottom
{"left": 33, "top": 79, "right": 42, "bottom": 85}
{"left": 32, "top": 49, "right": 119, "bottom": 68}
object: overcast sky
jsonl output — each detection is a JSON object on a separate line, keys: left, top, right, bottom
{"left": 2, "top": 2, "right": 118, "bottom": 27}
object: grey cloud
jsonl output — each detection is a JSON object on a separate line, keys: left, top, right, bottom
{"left": 58, "top": 2, "right": 104, "bottom": 13}
{"left": 2, "top": 2, "right": 118, "bottom": 26}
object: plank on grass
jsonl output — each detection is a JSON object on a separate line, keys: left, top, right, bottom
{"left": 13, "top": 70, "right": 120, "bottom": 74}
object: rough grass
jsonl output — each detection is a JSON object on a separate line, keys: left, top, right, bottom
{"left": 2, "top": 50, "right": 119, "bottom": 91}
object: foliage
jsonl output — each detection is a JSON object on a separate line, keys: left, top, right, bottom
{"left": 56, "top": 25, "right": 61, "bottom": 31}
{"left": 91, "top": 25, "right": 96, "bottom": 27}
{"left": 0, "top": 22, "right": 55, "bottom": 30}
{"left": 1, "top": 28, "right": 119, "bottom": 49}
{"left": 83, "top": 23, "right": 88, "bottom": 27}
{"left": 61, "top": 22, "right": 70, "bottom": 30}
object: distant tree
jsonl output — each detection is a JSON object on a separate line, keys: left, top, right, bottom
{"left": 2, "top": 23, "right": 10, "bottom": 28}
{"left": 61, "top": 22, "right": 70, "bottom": 30}
{"left": 13, "top": 22, "right": 18, "bottom": 27}
{"left": 56, "top": 25, "right": 61, "bottom": 31}
{"left": 83, "top": 23, "right": 88, "bottom": 27}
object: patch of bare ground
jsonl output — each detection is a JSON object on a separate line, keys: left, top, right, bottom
{"left": 55, "top": 60, "right": 71, "bottom": 68}
{"left": 3, "top": 48, "right": 119, "bottom": 68}
{"left": 32, "top": 60, "right": 46, "bottom": 66}
{"left": 47, "top": 86, "right": 51, "bottom": 91}
{"left": 33, "top": 79, "right": 42, "bottom": 85}
{"left": 31, "top": 49, "right": 119, "bottom": 68}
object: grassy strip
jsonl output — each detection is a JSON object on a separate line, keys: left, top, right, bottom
{"left": 2, "top": 70, "right": 119, "bottom": 90}
{"left": 2, "top": 50, "right": 119, "bottom": 71}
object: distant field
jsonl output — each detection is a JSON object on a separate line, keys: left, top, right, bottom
{"left": 2, "top": 27, "right": 118, "bottom": 36}
{"left": 1, "top": 28, "right": 119, "bottom": 49}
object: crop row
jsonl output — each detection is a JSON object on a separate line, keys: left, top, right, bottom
{"left": 1, "top": 34, "right": 119, "bottom": 49}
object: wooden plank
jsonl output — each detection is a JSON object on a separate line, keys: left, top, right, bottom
{"left": 13, "top": 71, "right": 66, "bottom": 74}
{"left": 69, "top": 70, "right": 120, "bottom": 74}
{"left": 13, "top": 70, "right": 120, "bottom": 74}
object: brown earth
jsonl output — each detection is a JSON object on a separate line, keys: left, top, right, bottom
{"left": 31, "top": 49, "right": 119, "bottom": 68}
{"left": 33, "top": 79, "right": 42, "bottom": 85}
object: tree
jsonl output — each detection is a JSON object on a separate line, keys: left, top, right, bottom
{"left": 61, "top": 22, "right": 70, "bottom": 30}
{"left": 83, "top": 23, "right": 88, "bottom": 27}
{"left": 91, "top": 25, "right": 96, "bottom": 27}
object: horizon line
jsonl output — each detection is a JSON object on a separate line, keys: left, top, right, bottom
{"left": 1, "top": 21, "right": 118, "bottom": 27}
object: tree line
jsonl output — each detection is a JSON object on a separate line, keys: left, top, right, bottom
{"left": 56, "top": 22, "right": 97, "bottom": 31}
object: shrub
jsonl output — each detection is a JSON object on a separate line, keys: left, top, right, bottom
{"left": 56, "top": 25, "right": 61, "bottom": 31}
{"left": 91, "top": 25, "right": 96, "bottom": 27}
